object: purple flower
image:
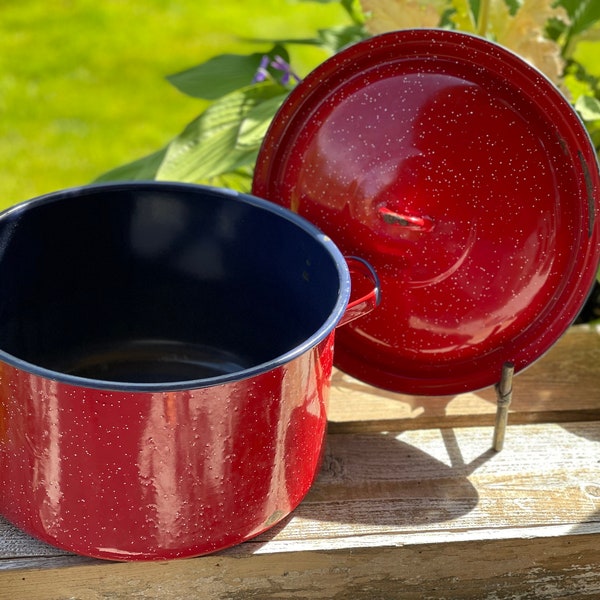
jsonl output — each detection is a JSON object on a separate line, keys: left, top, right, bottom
{"left": 252, "top": 55, "right": 271, "bottom": 84}
{"left": 252, "top": 54, "right": 301, "bottom": 86}
{"left": 270, "top": 55, "right": 301, "bottom": 86}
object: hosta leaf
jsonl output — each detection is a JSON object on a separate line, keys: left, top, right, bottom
{"left": 94, "top": 148, "right": 167, "bottom": 183}
{"left": 203, "top": 167, "right": 254, "bottom": 193}
{"left": 167, "top": 46, "right": 289, "bottom": 100}
{"left": 156, "top": 83, "right": 285, "bottom": 182}
{"left": 237, "top": 93, "right": 288, "bottom": 149}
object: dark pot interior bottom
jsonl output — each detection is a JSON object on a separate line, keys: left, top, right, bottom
{"left": 51, "top": 339, "right": 251, "bottom": 383}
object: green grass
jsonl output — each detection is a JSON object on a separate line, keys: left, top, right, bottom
{"left": 0, "top": 0, "right": 347, "bottom": 208}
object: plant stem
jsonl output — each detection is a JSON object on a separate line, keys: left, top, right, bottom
{"left": 478, "top": 0, "right": 491, "bottom": 36}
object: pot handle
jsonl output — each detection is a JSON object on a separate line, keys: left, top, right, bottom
{"left": 337, "top": 256, "right": 381, "bottom": 328}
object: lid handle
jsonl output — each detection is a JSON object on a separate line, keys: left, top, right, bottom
{"left": 378, "top": 206, "right": 434, "bottom": 232}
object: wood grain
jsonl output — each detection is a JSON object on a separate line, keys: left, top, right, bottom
{"left": 327, "top": 325, "right": 600, "bottom": 431}
{"left": 3, "top": 535, "right": 600, "bottom": 600}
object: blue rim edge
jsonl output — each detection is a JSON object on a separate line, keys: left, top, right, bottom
{"left": 0, "top": 181, "right": 352, "bottom": 392}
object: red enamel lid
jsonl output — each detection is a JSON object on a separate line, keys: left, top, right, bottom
{"left": 252, "top": 29, "right": 600, "bottom": 395}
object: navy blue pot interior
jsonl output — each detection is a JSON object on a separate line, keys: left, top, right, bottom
{"left": 0, "top": 183, "right": 348, "bottom": 389}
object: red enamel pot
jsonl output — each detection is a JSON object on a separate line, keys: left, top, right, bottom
{"left": 0, "top": 182, "right": 379, "bottom": 560}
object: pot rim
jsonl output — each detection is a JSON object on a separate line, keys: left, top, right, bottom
{"left": 0, "top": 181, "right": 351, "bottom": 392}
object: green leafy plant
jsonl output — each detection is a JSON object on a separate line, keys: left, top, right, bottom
{"left": 98, "top": 0, "right": 367, "bottom": 190}
{"left": 98, "top": 0, "right": 600, "bottom": 191}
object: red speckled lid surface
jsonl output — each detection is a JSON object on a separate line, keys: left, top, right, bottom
{"left": 252, "top": 29, "right": 600, "bottom": 395}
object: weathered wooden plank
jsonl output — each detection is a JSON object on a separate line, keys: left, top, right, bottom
{"left": 327, "top": 325, "right": 600, "bottom": 430}
{"left": 249, "top": 423, "right": 600, "bottom": 547}
{"left": 2, "top": 533, "right": 600, "bottom": 599}
{"left": 1, "top": 423, "right": 599, "bottom": 562}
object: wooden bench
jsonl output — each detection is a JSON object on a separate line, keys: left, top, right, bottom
{"left": 2, "top": 325, "right": 600, "bottom": 599}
